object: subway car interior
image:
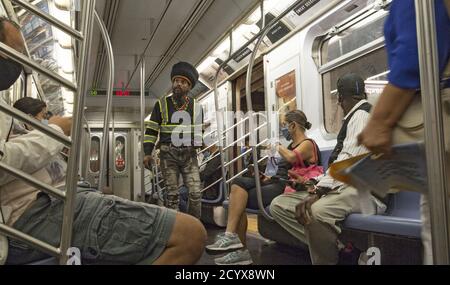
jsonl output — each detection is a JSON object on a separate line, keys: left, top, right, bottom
{"left": 0, "top": 0, "right": 449, "bottom": 266}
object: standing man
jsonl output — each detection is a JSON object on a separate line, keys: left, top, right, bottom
{"left": 358, "top": 0, "right": 450, "bottom": 265}
{"left": 143, "top": 62, "right": 203, "bottom": 219}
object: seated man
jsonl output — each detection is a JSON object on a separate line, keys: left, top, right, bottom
{"left": 0, "top": 17, "right": 206, "bottom": 265}
{"left": 270, "top": 74, "right": 385, "bottom": 265}
{"left": 12, "top": 97, "right": 66, "bottom": 185}
{"left": 199, "top": 143, "right": 222, "bottom": 200}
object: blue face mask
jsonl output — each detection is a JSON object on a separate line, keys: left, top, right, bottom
{"left": 281, "top": 124, "right": 292, "bottom": 141}
{"left": 203, "top": 150, "right": 210, "bottom": 159}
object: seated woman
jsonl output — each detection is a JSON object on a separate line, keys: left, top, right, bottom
{"left": 206, "top": 110, "right": 321, "bottom": 265}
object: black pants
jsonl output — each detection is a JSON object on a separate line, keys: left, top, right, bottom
{"left": 232, "top": 177, "right": 285, "bottom": 209}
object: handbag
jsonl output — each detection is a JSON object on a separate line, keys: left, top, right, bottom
{"left": 284, "top": 139, "right": 324, "bottom": 194}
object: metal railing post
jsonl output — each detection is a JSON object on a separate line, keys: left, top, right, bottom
{"left": 245, "top": 27, "right": 273, "bottom": 220}
{"left": 95, "top": 10, "right": 115, "bottom": 194}
{"left": 0, "top": 0, "right": 99, "bottom": 265}
{"left": 60, "top": 0, "right": 96, "bottom": 265}
{"left": 140, "top": 59, "right": 146, "bottom": 202}
{"left": 415, "top": 0, "right": 450, "bottom": 264}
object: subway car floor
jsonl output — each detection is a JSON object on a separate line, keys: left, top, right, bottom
{"left": 197, "top": 221, "right": 312, "bottom": 265}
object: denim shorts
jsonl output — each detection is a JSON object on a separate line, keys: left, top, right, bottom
{"left": 7, "top": 189, "right": 176, "bottom": 265}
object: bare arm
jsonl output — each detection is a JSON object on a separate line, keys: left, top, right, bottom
{"left": 277, "top": 140, "right": 314, "bottom": 165}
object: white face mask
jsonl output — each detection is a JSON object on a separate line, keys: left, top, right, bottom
{"left": 41, "top": 119, "right": 49, "bottom": 125}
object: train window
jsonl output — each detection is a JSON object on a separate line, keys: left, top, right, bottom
{"left": 275, "top": 70, "right": 297, "bottom": 114}
{"left": 89, "top": 136, "right": 101, "bottom": 173}
{"left": 114, "top": 136, "right": 126, "bottom": 173}
{"left": 321, "top": 10, "right": 387, "bottom": 65}
{"left": 322, "top": 48, "right": 388, "bottom": 134}
{"left": 15, "top": 1, "right": 75, "bottom": 116}
{"left": 319, "top": 6, "right": 389, "bottom": 135}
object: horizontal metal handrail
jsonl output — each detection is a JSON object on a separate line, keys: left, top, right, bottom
{"left": 11, "top": 0, "right": 83, "bottom": 40}
{"left": 222, "top": 117, "right": 249, "bottom": 134}
{"left": 224, "top": 138, "right": 268, "bottom": 168}
{"left": 199, "top": 152, "right": 221, "bottom": 168}
{"left": 223, "top": 133, "right": 250, "bottom": 151}
{"left": 0, "top": 42, "right": 77, "bottom": 91}
{"left": 201, "top": 178, "right": 223, "bottom": 193}
{"left": 226, "top": 169, "right": 249, "bottom": 185}
{"left": 0, "top": 161, "right": 66, "bottom": 199}
{"left": 0, "top": 101, "right": 72, "bottom": 147}
{"left": 202, "top": 129, "right": 217, "bottom": 138}
{"left": 0, "top": 224, "right": 60, "bottom": 257}
{"left": 223, "top": 122, "right": 268, "bottom": 151}
{"left": 225, "top": 155, "right": 268, "bottom": 185}
{"left": 202, "top": 113, "right": 265, "bottom": 139}
{"left": 197, "top": 142, "right": 218, "bottom": 154}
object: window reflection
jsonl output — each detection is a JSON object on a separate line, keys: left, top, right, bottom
{"left": 114, "top": 136, "right": 126, "bottom": 172}
{"left": 323, "top": 11, "right": 387, "bottom": 64}
{"left": 89, "top": 136, "right": 100, "bottom": 173}
{"left": 322, "top": 48, "right": 388, "bottom": 134}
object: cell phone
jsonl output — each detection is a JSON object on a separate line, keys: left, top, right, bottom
{"left": 270, "top": 175, "right": 289, "bottom": 183}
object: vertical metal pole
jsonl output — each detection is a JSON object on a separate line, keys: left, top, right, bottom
{"left": 213, "top": 73, "right": 229, "bottom": 197}
{"left": 95, "top": 10, "right": 115, "bottom": 194}
{"left": 60, "top": 0, "right": 96, "bottom": 265}
{"left": 261, "top": 0, "right": 265, "bottom": 30}
{"left": 140, "top": 59, "right": 146, "bottom": 202}
{"left": 111, "top": 110, "right": 115, "bottom": 192}
{"left": 244, "top": 26, "right": 273, "bottom": 221}
{"left": 415, "top": 0, "right": 450, "bottom": 264}
{"left": 83, "top": 115, "right": 91, "bottom": 181}
{"left": 245, "top": 28, "right": 273, "bottom": 221}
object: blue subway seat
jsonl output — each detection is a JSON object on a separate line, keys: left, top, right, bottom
{"left": 222, "top": 199, "right": 259, "bottom": 214}
{"left": 319, "top": 148, "right": 333, "bottom": 171}
{"left": 343, "top": 191, "right": 422, "bottom": 239}
{"left": 320, "top": 148, "right": 422, "bottom": 239}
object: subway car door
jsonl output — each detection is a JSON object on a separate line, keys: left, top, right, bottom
{"left": 86, "top": 132, "right": 103, "bottom": 188}
{"left": 110, "top": 130, "right": 133, "bottom": 200}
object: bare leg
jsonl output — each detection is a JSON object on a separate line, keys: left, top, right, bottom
{"left": 153, "top": 213, "right": 206, "bottom": 265}
{"left": 226, "top": 184, "right": 249, "bottom": 236}
{"left": 237, "top": 212, "right": 248, "bottom": 246}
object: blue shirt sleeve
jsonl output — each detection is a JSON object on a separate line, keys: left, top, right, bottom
{"left": 385, "top": 0, "right": 450, "bottom": 90}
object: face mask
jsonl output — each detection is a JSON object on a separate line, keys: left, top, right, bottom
{"left": 41, "top": 119, "right": 49, "bottom": 125}
{"left": 0, "top": 57, "right": 22, "bottom": 91}
{"left": 281, "top": 124, "right": 292, "bottom": 141}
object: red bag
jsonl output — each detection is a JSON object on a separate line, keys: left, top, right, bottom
{"left": 284, "top": 140, "right": 323, "bottom": 194}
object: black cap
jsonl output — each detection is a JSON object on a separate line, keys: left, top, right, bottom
{"left": 337, "top": 73, "right": 365, "bottom": 98}
{"left": 171, "top": 62, "right": 199, "bottom": 87}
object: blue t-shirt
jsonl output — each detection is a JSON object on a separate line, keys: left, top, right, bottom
{"left": 385, "top": 0, "right": 450, "bottom": 89}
